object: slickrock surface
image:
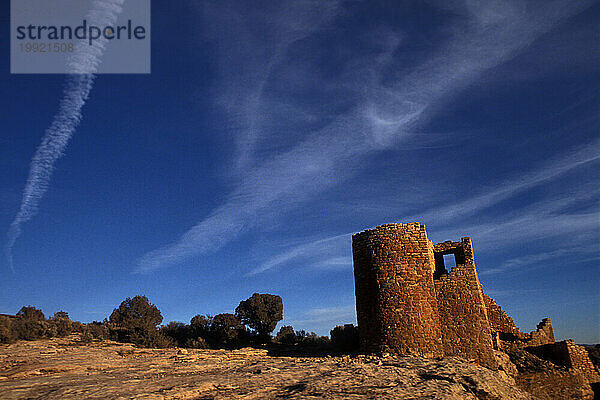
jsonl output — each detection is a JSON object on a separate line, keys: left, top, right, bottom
{"left": 0, "top": 337, "right": 531, "bottom": 400}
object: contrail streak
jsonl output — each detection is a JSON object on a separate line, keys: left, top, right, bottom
{"left": 5, "top": 0, "right": 125, "bottom": 271}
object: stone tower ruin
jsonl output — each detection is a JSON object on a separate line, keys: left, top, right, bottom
{"left": 352, "top": 222, "right": 558, "bottom": 370}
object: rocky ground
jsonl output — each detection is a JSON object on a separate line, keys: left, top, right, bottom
{"left": 0, "top": 336, "right": 534, "bottom": 400}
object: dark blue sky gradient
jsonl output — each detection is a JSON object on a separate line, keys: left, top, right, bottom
{"left": 1, "top": 0, "right": 598, "bottom": 342}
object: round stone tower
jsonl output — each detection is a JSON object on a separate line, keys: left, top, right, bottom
{"left": 352, "top": 223, "right": 443, "bottom": 357}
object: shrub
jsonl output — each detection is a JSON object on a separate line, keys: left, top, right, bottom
{"left": 107, "top": 324, "right": 172, "bottom": 348}
{"left": 183, "top": 314, "right": 214, "bottom": 348}
{"left": 49, "top": 311, "right": 73, "bottom": 337}
{"left": 273, "top": 328, "right": 331, "bottom": 347}
{"left": 53, "top": 311, "right": 69, "bottom": 320}
{"left": 109, "top": 296, "right": 165, "bottom": 348}
{"left": 108, "top": 325, "right": 132, "bottom": 343}
{"left": 184, "top": 336, "right": 208, "bottom": 349}
{"left": 11, "top": 318, "right": 46, "bottom": 340}
{"left": 295, "top": 330, "right": 330, "bottom": 346}
{"left": 0, "top": 316, "right": 16, "bottom": 344}
{"left": 275, "top": 325, "right": 297, "bottom": 345}
{"left": 330, "top": 324, "right": 359, "bottom": 352}
{"left": 44, "top": 321, "right": 59, "bottom": 338}
{"left": 159, "top": 321, "right": 190, "bottom": 347}
{"left": 109, "top": 296, "right": 162, "bottom": 331}
{"left": 235, "top": 293, "right": 283, "bottom": 342}
{"left": 79, "top": 331, "right": 94, "bottom": 344}
{"left": 71, "top": 321, "right": 86, "bottom": 333}
{"left": 210, "top": 313, "right": 248, "bottom": 348}
{"left": 16, "top": 306, "right": 45, "bottom": 321}
{"left": 190, "top": 314, "right": 212, "bottom": 339}
{"left": 129, "top": 328, "right": 173, "bottom": 348}
{"left": 85, "top": 321, "right": 109, "bottom": 340}
{"left": 12, "top": 306, "right": 47, "bottom": 341}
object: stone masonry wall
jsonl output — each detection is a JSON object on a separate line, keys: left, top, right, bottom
{"left": 527, "top": 318, "right": 555, "bottom": 347}
{"left": 433, "top": 238, "right": 499, "bottom": 369}
{"left": 352, "top": 223, "right": 444, "bottom": 357}
{"left": 351, "top": 222, "right": 560, "bottom": 372}
{"left": 527, "top": 341, "right": 571, "bottom": 366}
{"left": 482, "top": 294, "right": 519, "bottom": 336}
{"left": 527, "top": 340, "right": 600, "bottom": 383}
{"left": 564, "top": 340, "right": 600, "bottom": 383}
{"left": 494, "top": 318, "right": 556, "bottom": 350}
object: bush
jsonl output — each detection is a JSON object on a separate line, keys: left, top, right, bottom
{"left": 190, "top": 314, "right": 212, "bottom": 339}
{"left": 49, "top": 311, "right": 73, "bottom": 337}
{"left": 16, "top": 306, "right": 45, "bottom": 321}
{"left": 274, "top": 327, "right": 330, "bottom": 348}
{"left": 11, "top": 318, "right": 46, "bottom": 340}
{"left": 0, "top": 316, "right": 16, "bottom": 344}
{"left": 107, "top": 324, "right": 172, "bottom": 348}
{"left": 296, "top": 330, "right": 330, "bottom": 346}
{"left": 107, "top": 325, "right": 131, "bottom": 343}
{"left": 44, "top": 321, "right": 59, "bottom": 338}
{"left": 85, "top": 321, "right": 109, "bottom": 340}
{"left": 71, "top": 321, "right": 86, "bottom": 334}
{"left": 235, "top": 293, "right": 283, "bottom": 342}
{"left": 210, "top": 313, "right": 248, "bottom": 348}
{"left": 330, "top": 324, "right": 359, "bottom": 352}
{"left": 12, "top": 306, "right": 47, "bottom": 341}
{"left": 79, "top": 331, "right": 94, "bottom": 344}
{"left": 53, "top": 311, "right": 69, "bottom": 320}
{"left": 159, "top": 321, "right": 190, "bottom": 347}
{"left": 275, "top": 325, "right": 297, "bottom": 345}
{"left": 109, "top": 296, "right": 166, "bottom": 348}
{"left": 130, "top": 328, "right": 173, "bottom": 348}
{"left": 184, "top": 336, "right": 208, "bottom": 349}
{"left": 109, "top": 296, "right": 162, "bottom": 331}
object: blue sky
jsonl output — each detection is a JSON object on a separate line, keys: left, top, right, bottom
{"left": 1, "top": 0, "right": 599, "bottom": 343}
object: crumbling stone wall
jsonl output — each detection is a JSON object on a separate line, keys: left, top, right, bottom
{"left": 563, "top": 340, "right": 600, "bottom": 382}
{"left": 352, "top": 223, "right": 443, "bottom": 357}
{"left": 526, "top": 341, "right": 570, "bottom": 367}
{"left": 494, "top": 317, "right": 556, "bottom": 351}
{"left": 352, "top": 220, "right": 593, "bottom": 389}
{"left": 528, "top": 318, "right": 555, "bottom": 347}
{"left": 433, "top": 238, "right": 498, "bottom": 369}
{"left": 526, "top": 340, "right": 600, "bottom": 384}
{"left": 482, "top": 294, "right": 519, "bottom": 335}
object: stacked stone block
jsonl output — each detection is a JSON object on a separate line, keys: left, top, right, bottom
{"left": 528, "top": 318, "right": 555, "bottom": 347}
{"left": 432, "top": 237, "right": 498, "bottom": 369}
{"left": 527, "top": 340, "right": 600, "bottom": 383}
{"left": 563, "top": 340, "right": 600, "bottom": 383}
{"left": 352, "top": 223, "right": 498, "bottom": 369}
{"left": 493, "top": 317, "right": 556, "bottom": 350}
{"left": 352, "top": 223, "right": 444, "bottom": 357}
{"left": 351, "top": 220, "right": 594, "bottom": 383}
{"left": 482, "top": 294, "right": 519, "bottom": 335}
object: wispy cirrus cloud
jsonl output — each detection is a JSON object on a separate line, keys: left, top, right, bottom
{"left": 201, "top": 0, "right": 343, "bottom": 171}
{"left": 246, "top": 233, "right": 350, "bottom": 276}
{"left": 137, "top": 0, "right": 594, "bottom": 273}
{"left": 253, "top": 139, "right": 598, "bottom": 277}
{"left": 5, "top": 0, "right": 125, "bottom": 271}
{"left": 480, "top": 246, "right": 598, "bottom": 276}
{"left": 429, "top": 179, "right": 600, "bottom": 252}
{"left": 412, "top": 138, "right": 600, "bottom": 227}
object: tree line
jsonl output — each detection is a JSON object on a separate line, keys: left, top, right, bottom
{"left": 0, "top": 293, "right": 360, "bottom": 352}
